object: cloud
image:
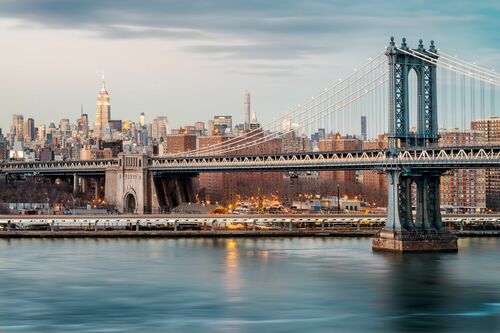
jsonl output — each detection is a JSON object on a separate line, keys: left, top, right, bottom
{"left": 0, "top": 0, "right": 498, "bottom": 64}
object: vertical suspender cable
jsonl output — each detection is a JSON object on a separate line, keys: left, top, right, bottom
{"left": 442, "top": 68, "right": 448, "bottom": 130}
{"left": 451, "top": 71, "right": 457, "bottom": 129}
{"left": 470, "top": 76, "right": 475, "bottom": 129}
{"left": 492, "top": 83, "right": 496, "bottom": 117}
{"left": 461, "top": 74, "right": 466, "bottom": 130}
{"left": 481, "top": 79, "right": 485, "bottom": 120}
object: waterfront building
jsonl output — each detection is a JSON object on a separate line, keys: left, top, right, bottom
{"left": 318, "top": 133, "right": 362, "bottom": 184}
{"left": 361, "top": 134, "right": 388, "bottom": 206}
{"left": 439, "top": 128, "right": 486, "bottom": 213}
{"left": 198, "top": 135, "right": 237, "bottom": 204}
{"left": 471, "top": 117, "right": 500, "bottom": 211}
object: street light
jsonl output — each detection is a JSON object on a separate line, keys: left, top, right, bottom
{"left": 337, "top": 185, "right": 340, "bottom": 214}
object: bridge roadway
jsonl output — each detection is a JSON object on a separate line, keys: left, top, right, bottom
{"left": 2, "top": 145, "right": 500, "bottom": 175}
{"left": 1, "top": 214, "right": 499, "bottom": 230}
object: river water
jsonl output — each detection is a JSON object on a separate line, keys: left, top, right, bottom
{"left": 0, "top": 237, "right": 498, "bottom": 332}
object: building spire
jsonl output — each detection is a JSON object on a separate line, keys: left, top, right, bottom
{"left": 251, "top": 111, "right": 257, "bottom": 124}
{"left": 100, "top": 70, "right": 106, "bottom": 92}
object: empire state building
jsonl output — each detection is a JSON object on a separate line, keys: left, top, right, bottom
{"left": 94, "top": 74, "right": 111, "bottom": 139}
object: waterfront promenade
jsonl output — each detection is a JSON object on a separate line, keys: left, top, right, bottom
{"left": 0, "top": 214, "right": 499, "bottom": 238}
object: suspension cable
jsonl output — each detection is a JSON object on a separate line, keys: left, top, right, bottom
{"left": 171, "top": 52, "right": 386, "bottom": 156}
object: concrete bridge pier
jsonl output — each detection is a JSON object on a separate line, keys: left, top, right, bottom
{"left": 152, "top": 173, "right": 197, "bottom": 213}
{"left": 372, "top": 170, "right": 457, "bottom": 252}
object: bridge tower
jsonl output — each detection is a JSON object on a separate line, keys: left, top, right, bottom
{"left": 373, "top": 37, "right": 457, "bottom": 252}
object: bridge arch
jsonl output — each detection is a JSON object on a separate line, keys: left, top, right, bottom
{"left": 124, "top": 191, "right": 137, "bottom": 214}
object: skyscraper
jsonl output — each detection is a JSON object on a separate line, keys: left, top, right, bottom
{"left": 60, "top": 118, "right": 70, "bottom": 136}
{"left": 94, "top": 73, "right": 111, "bottom": 139}
{"left": 361, "top": 116, "right": 367, "bottom": 141}
{"left": 244, "top": 91, "right": 250, "bottom": 129}
{"left": 151, "top": 116, "right": 169, "bottom": 142}
{"left": 213, "top": 116, "right": 232, "bottom": 134}
{"left": 11, "top": 114, "right": 24, "bottom": 145}
{"left": 81, "top": 113, "right": 89, "bottom": 139}
{"left": 38, "top": 124, "right": 46, "bottom": 143}
{"left": 24, "top": 117, "right": 35, "bottom": 142}
{"left": 139, "top": 112, "right": 145, "bottom": 127}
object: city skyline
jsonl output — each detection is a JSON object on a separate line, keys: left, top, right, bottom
{"left": 1, "top": 1, "right": 500, "bottom": 132}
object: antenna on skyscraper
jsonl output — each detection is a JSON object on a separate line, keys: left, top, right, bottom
{"left": 101, "top": 70, "right": 106, "bottom": 91}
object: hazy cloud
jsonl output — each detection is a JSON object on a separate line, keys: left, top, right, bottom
{"left": 0, "top": 0, "right": 497, "bottom": 61}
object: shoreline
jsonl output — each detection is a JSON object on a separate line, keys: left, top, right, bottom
{"left": 0, "top": 230, "right": 498, "bottom": 239}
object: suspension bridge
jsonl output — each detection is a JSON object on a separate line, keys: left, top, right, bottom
{"left": 1, "top": 37, "right": 500, "bottom": 251}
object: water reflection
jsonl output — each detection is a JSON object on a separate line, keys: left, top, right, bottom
{"left": 0, "top": 238, "right": 497, "bottom": 332}
{"left": 377, "top": 249, "right": 500, "bottom": 333}
{"left": 377, "top": 252, "right": 452, "bottom": 332}
{"left": 224, "top": 239, "right": 242, "bottom": 300}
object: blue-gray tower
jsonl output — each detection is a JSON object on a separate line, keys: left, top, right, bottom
{"left": 382, "top": 37, "right": 446, "bottom": 236}
{"left": 387, "top": 37, "right": 439, "bottom": 148}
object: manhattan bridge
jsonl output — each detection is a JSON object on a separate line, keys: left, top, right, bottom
{"left": 2, "top": 37, "right": 500, "bottom": 251}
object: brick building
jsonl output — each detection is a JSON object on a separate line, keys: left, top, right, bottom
{"left": 166, "top": 134, "right": 197, "bottom": 154}
{"left": 361, "top": 135, "right": 388, "bottom": 206}
{"left": 318, "top": 133, "right": 362, "bottom": 183}
{"left": 439, "top": 129, "right": 486, "bottom": 213}
{"left": 197, "top": 131, "right": 283, "bottom": 205}
{"left": 471, "top": 117, "right": 500, "bottom": 211}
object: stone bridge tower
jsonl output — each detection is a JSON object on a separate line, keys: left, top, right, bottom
{"left": 105, "top": 153, "right": 154, "bottom": 214}
{"left": 105, "top": 153, "right": 197, "bottom": 214}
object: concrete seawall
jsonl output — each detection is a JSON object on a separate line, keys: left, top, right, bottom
{"left": 0, "top": 230, "right": 498, "bottom": 239}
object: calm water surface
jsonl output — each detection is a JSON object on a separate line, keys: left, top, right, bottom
{"left": 0, "top": 237, "right": 498, "bottom": 332}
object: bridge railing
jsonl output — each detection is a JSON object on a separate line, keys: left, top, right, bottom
{"left": 2, "top": 146, "right": 500, "bottom": 172}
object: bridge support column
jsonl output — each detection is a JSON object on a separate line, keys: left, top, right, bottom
{"left": 73, "top": 173, "right": 78, "bottom": 193}
{"left": 81, "top": 177, "right": 87, "bottom": 193}
{"left": 372, "top": 170, "right": 457, "bottom": 252}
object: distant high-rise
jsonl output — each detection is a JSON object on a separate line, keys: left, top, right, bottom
{"left": 151, "top": 116, "right": 169, "bottom": 142}
{"left": 38, "top": 124, "right": 46, "bottom": 143}
{"left": 244, "top": 91, "right": 250, "bottom": 129}
{"left": 318, "top": 128, "right": 326, "bottom": 141}
{"left": 194, "top": 121, "right": 205, "bottom": 135}
{"left": 94, "top": 73, "right": 111, "bottom": 139}
{"left": 139, "top": 112, "right": 145, "bottom": 127}
{"left": 81, "top": 113, "right": 89, "bottom": 139}
{"left": 11, "top": 114, "right": 24, "bottom": 144}
{"left": 249, "top": 111, "right": 260, "bottom": 130}
{"left": 213, "top": 116, "right": 232, "bottom": 135}
{"left": 361, "top": 116, "right": 367, "bottom": 141}
{"left": 60, "top": 118, "right": 70, "bottom": 136}
{"left": 24, "top": 117, "right": 35, "bottom": 142}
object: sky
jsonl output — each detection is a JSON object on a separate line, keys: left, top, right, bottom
{"left": 0, "top": 0, "right": 499, "bottom": 133}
